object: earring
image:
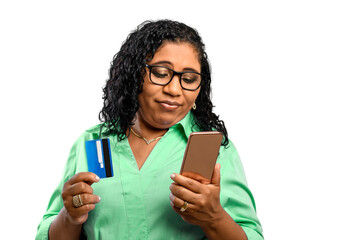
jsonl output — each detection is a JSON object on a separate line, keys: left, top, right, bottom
{"left": 192, "top": 103, "right": 196, "bottom": 110}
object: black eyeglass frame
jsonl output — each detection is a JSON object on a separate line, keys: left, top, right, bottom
{"left": 145, "top": 64, "right": 203, "bottom": 91}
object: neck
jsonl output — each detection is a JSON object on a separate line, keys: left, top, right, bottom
{"left": 132, "top": 114, "right": 168, "bottom": 140}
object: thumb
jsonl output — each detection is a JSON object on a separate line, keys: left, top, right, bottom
{"left": 210, "top": 163, "right": 221, "bottom": 186}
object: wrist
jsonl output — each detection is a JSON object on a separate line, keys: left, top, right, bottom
{"left": 200, "top": 209, "right": 247, "bottom": 240}
{"left": 60, "top": 208, "right": 82, "bottom": 227}
{"left": 201, "top": 207, "right": 227, "bottom": 232}
{"left": 49, "top": 208, "right": 82, "bottom": 240}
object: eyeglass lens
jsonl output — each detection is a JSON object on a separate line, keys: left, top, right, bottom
{"left": 149, "top": 66, "right": 201, "bottom": 90}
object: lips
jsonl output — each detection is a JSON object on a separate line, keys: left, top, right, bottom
{"left": 157, "top": 100, "right": 182, "bottom": 111}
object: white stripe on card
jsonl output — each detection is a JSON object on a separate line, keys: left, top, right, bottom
{"left": 96, "top": 140, "right": 104, "bottom": 168}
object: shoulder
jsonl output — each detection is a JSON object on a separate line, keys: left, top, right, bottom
{"left": 219, "top": 139, "right": 240, "bottom": 160}
{"left": 84, "top": 123, "right": 103, "bottom": 136}
{"left": 81, "top": 123, "right": 105, "bottom": 140}
{"left": 218, "top": 138, "right": 249, "bottom": 186}
{"left": 218, "top": 139, "right": 246, "bottom": 175}
{"left": 69, "top": 123, "right": 107, "bottom": 150}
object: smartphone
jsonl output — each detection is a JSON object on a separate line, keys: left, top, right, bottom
{"left": 180, "top": 131, "right": 223, "bottom": 181}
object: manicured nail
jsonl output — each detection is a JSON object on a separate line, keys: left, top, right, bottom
{"left": 170, "top": 173, "right": 175, "bottom": 179}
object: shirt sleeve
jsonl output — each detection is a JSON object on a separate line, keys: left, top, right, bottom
{"left": 35, "top": 134, "right": 83, "bottom": 240}
{"left": 218, "top": 141, "right": 264, "bottom": 240}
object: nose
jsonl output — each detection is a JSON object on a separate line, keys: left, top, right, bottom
{"left": 163, "top": 74, "right": 182, "bottom": 96}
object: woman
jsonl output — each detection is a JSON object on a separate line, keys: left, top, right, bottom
{"left": 36, "top": 20, "right": 263, "bottom": 240}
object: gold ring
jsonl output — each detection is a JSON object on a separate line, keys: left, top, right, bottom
{"left": 180, "top": 201, "right": 188, "bottom": 212}
{"left": 72, "top": 194, "right": 84, "bottom": 208}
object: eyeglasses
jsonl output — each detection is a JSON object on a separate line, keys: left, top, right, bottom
{"left": 145, "top": 64, "right": 203, "bottom": 91}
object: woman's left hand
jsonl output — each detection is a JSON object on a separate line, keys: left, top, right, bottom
{"left": 169, "top": 163, "right": 224, "bottom": 227}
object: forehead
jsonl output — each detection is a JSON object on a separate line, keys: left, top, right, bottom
{"left": 149, "top": 41, "right": 201, "bottom": 71}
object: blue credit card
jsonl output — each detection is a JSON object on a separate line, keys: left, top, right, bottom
{"left": 85, "top": 138, "right": 113, "bottom": 178}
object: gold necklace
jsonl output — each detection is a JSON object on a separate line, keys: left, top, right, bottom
{"left": 130, "top": 127, "right": 164, "bottom": 145}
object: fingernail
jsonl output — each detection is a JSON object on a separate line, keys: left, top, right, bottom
{"left": 95, "top": 175, "right": 100, "bottom": 181}
{"left": 170, "top": 173, "right": 175, "bottom": 179}
{"left": 98, "top": 196, "right": 101, "bottom": 201}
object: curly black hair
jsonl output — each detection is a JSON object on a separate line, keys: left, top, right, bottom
{"left": 99, "top": 19, "right": 229, "bottom": 146}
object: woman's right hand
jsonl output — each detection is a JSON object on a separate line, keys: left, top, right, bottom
{"left": 61, "top": 172, "right": 101, "bottom": 225}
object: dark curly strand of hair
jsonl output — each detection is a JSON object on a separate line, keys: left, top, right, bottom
{"left": 99, "top": 19, "right": 229, "bottom": 146}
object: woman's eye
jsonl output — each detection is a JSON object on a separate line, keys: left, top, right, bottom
{"left": 182, "top": 77, "right": 197, "bottom": 83}
{"left": 153, "top": 70, "right": 169, "bottom": 78}
{"left": 154, "top": 73, "right": 168, "bottom": 78}
{"left": 182, "top": 74, "right": 199, "bottom": 83}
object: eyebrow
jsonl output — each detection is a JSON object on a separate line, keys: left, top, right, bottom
{"left": 150, "top": 61, "right": 200, "bottom": 73}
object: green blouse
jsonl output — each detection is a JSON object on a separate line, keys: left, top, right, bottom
{"left": 36, "top": 113, "right": 263, "bottom": 239}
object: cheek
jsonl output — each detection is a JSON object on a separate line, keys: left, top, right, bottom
{"left": 139, "top": 80, "right": 156, "bottom": 103}
{"left": 137, "top": 82, "right": 161, "bottom": 114}
{"left": 138, "top": 92, "right": 152, "bottom": 110}
{"left": 184, "top": 90, "right": 200, "bottom": 107}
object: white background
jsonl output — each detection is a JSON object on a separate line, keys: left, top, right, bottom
{"left": 1, "top": 1, "right": 359, "bottom": 239}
